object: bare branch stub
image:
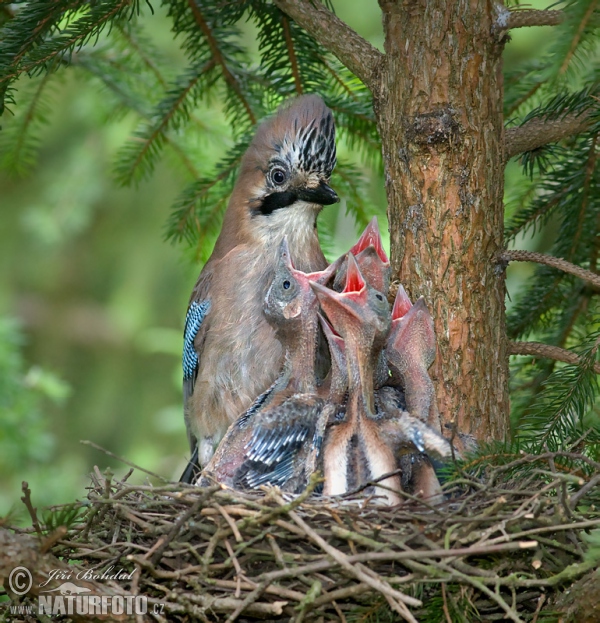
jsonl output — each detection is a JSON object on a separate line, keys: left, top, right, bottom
{"left": 273, "top": 0, "right": 383, "bottom": 90}
{"left": 505, "top": 113, "right": 593, "bottom": 160}
{"left": 507, "top": 9, "right": 565, "bottom": 29}
{"left": 509, "top": 340, "right": 600, "bottom": 374}
{"left": 501, "top": 249, "right": 600, "bottom": 289}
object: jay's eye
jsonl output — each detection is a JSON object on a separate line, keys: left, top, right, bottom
{"left": 283, "top": 280, "right": 291, "bottom": 290}
{"left": 271, "top": 167, "right": 287, "bottom": 186}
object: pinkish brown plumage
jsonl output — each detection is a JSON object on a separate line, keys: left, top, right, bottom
{"left": 199, "top": 239, "right": 338, "bottom": 492}
{"left": 181, "top": 96, "right": 339, "bottom": 483}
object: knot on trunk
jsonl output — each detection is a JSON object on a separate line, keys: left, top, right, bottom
{"left": 405, "top": 107, "right": 461, "bottom": 150}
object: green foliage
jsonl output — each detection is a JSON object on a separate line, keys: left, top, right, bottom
{"left": 42, "top": 501, "right": 87, "bottom": 533}
{"left": 0, "top": 0, "right": 379, "bottom": 261}
{"left": 0, "top": 316, "right": 69, "bottom": 474}
{"left": 504, "top": 0, "right": 600, "bottom": 446}
{"left": 1, "top": 0, "right": 600, "bottom": 478}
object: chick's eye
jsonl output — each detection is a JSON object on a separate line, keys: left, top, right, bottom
{"left": 271, "top": 167, "right": 287, "bottom": 186}
{"left": 375, "top": 293, "right": 384, "bottom": 301}
{"left": 283, "top": 280, "right": 291, "bottom": 290}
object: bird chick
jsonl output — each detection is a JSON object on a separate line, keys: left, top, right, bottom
{"left": 181, "top": 95, "right": 339, "bottom": 482}
{"left": 377, "top": 287, "right": 453, "bottom": 502}
{"left": 333, "top": 217, "right": 391, "bottom": 294}
{"left": 386, "top": 285, "right": 437, "bottom": 424}
{"left": 200, "top": 238, "right": 337, "bottom": 493}
{"left": 312, "top": 255, "right": 402, "bottom": 505}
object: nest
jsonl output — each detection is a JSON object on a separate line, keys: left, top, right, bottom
{"left": 7, "top": 450, "right": 600, "bottom": 623}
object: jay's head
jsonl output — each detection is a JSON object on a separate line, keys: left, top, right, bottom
{"left": 333, "top": 217, "right": 391, "bottom": 293}
{"left": 241, "top": 95, "right": 338, "bottom": 223}
{"left": 264, "top": 237, "right": 337, "bottom": 334}
{"left": 387, "top": 286, "right": 436, "bottom": 370}
{"left": 311, "top": 254, "right": 391, "bottom": 355}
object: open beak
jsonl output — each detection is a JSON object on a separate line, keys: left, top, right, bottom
{"left": 310, "top": 255, "right": 368, "bottom": 329}
{"left": 388, "top": 296, "right": 436, "bottom": 366}
{"left": 304, "top": 254, "right": 344, "bottom": 287}
{"left": 350, "top": 216, "right": 389, "bottom": 264}
{"left": 276, "top": 236, "right": 295, "bottom": 272}
{"left": 392, "top": 285, "right": 413, "bottom": 321}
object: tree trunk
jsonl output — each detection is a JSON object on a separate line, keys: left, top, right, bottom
{"left": 374, "top": 0, "right": 509, "bottom": 441}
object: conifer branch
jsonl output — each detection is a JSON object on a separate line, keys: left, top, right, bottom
{"left": 2, "top": 0, "right": 135, "bottom": 86}
{"left": 168, "top": 162, "right": 237, "bottom": 244}
{"left": 281, "top": 16, "right": 302, "bottom": 95}
{"left": 559, "top": 0, "right": 599, "bottom": 75}
{"left": 115, "top": 25, "right": 168, "bottom": 89}
{"left": 509, "top": 341, "right": 600, "bottom": 374}
{"left": 185, "top": 0, "right": 257, "bottom": 125}
{"left": 507, "top": 9, "right": 565, "bottom": 29}
{"left": 114, "top": 60, "right": 214, "bottom": 184}
{"left": 501, "top": 250, "right": 600, "bottom": 289}
{"left": 2, "top": 71, "right": 52, "bottom": 175}
{"left": 505, "top": 113, "right": 592, "bottom": 159}
{"left": 272, "top": 0, "right": 382, "bottom": 90}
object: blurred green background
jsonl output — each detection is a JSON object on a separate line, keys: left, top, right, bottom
{"left": 0, "top": 1, "right": 554, "bottom": 516}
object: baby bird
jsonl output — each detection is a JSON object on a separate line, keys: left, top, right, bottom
{"left": 385, "top": 285, "right": 437, "bottom": 425}
{"left": 200, "top": 238, "right": 337, "bottom": 492}
{"left": 333, "top": 217, "right": 391, "bottom": 294}
{"left": 312, "top": 255, "right": 402, "bottom": 505}
{"left": 377, "top": 287, "right": 454, "bottom": 501}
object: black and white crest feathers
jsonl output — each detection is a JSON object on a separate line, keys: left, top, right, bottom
{"left": 248, "top": 94, "right": 337, "bottom": 182}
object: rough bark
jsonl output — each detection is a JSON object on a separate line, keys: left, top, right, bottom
{"left": 374, "top": 0, "right": 509, "bottom": 440}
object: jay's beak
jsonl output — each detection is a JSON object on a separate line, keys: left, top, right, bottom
{"left": 277, "top": 236, "right": 295, "bottom": 271}
{"left": 318, "top": 312, "right": 345, "bottom": 354}
{"left": 304, "top": 254, "right": 344, "bottom": 287}
{"left": 388, "top": 295, "right": 436, "bottom": 368}
{"left": 296, "top": 180, "right": 339, "bottom": 206}
{"left": 310, "top": 255, "right": 368, "bottom": 329}
{"left": 391, "top": 285, "right": 413, "bottom": 321}
{"left": 350, "top": 216, "right": 389, "bottom": 264}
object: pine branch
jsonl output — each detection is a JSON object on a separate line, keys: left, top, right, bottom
{"left": 0, "top": 72, "right": 53, "bottom": 175}
{"left": 507, "top": 9, "right": 565, "bottom": 29}
{"left": 108, "top": 54, "right": 219, "bottom": 185}
{"left": 505, "top": 113, "right": 592, "bottom": 159}
{"left": 501, "top": 250, "right": 600, "bottom": 289}
{"left": 185, "top": 0, "right": 257, "bottom": 125}
{"left": 115, "top": 24, "right": 169, "bottom": 89}
{"left": 2, "top": 0, "right": 137, "bottom": 87}
{"left": 558, "top": 0, "right": 599, "bottom": 76}
{"left": 509, "top": 341, "right": 600, "bottom": 374}
{"left": 272, "top": 0, "right": 382, "bottom": 90}
{"left": 281, "top": 16, "right": 302, "bottom": 95}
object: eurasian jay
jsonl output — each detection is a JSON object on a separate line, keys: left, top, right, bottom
{"left": 181, "top": 95, "right": 338, "bottom": 483}
{"left": 377, "top": 287, "right": 450, "bottom": 501}
{"left": 333, "top": 216, "right": 391, "bottom": 294}
{"left": 198, "top": 238, "right": 338, "bottom": 491}
{"left": 311, "top": 255, "right": 402, "bottom": 505}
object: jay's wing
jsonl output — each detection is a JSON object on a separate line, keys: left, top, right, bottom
{"left": 180, "top": 298, "right": 210, "bottom": 485}
{"left": 183, "top": 299, "right": 211, "bottom": 441}
{"left": 233, "top": 397, "right": 324, "bottom": 491}
{"left": 180, "top": 268, "right": 214, "bottom": 484}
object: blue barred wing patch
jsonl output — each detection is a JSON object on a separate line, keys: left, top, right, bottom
{"left": 183, "top": 300, "right": 210, "bottom": 380}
